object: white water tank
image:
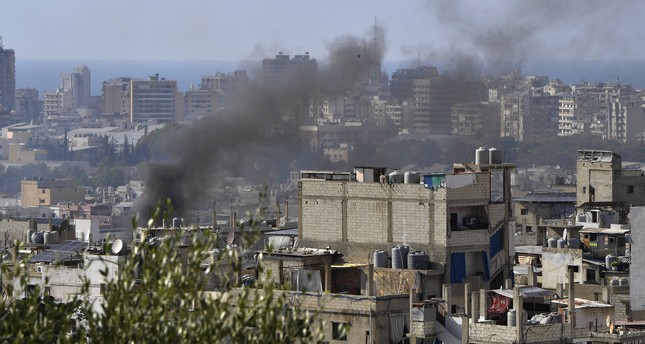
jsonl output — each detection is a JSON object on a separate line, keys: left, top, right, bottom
{"left": 389, "top": 171, "right": 404, "bottom": 184}
{"left": 476, "top": 147, "right": 489, "bottom": 165}
{"left": 489, "top": 147, "right": 503, "bottom": 164}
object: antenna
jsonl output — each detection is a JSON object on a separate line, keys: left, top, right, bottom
{"left": 0, "top": 35, "right": 3, "bottom": 50}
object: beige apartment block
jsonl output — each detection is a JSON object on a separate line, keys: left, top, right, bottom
{"left": 21, "top": 178, "right": 84, "bottom": 207}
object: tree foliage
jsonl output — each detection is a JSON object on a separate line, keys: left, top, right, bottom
{"left": 0, "top": 203, "right": 324, "bottom": 343}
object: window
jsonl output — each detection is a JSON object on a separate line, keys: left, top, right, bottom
{"left": 520, "top": 208, "right": 528, "bottom": 215}
{"left": 582, "top": 186, "right": 586, "bottom": 194}
{"left": 332, "top": 322, "right": 348, "bottom": 341}
{"left": 100, "top": 283, "right": 107, "bottom": 295}
{"left": 628, "top": 185, "right": 634, "bottom": 194}
{"left": 44, "top": 286, "right": 51, "bottom": 296}
{"left": 526, "top": 226, "right": 533, "bottom": 233}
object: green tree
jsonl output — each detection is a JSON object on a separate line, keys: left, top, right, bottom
{"left": 0, "top": 202, "right": 325, "bottom": 343}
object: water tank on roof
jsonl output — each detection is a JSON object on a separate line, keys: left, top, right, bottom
{"left": 373, "top": 250, "right": 388, "bottom": 268}
{"left": 507, "top": 309, "right": 516, "bottom": 327}
{"left": 557, "top": 239, "right": 566, "bottom": 249}
{"left": 107, "top": 186, "right": 114, "bottom": 194}
{"left": 408, "top": 251, "right": 429, "bottom": 270}
{"left": 619, "top": 277, "right": 629, "bottom": 286}
{"left": 547, "top": 238, "right": 558, "bottom": 248}
{"left": 568, "top": 237, "right": 580, "bottom": 249}
{"left": 476, "top": 147, "right": 489, "bottom": 165}
{"left": 404, "top": 172, "right": 421, "bottom": 184}
{"left": 610, "top": 277, "right": 620, "bottom": 286}
{"left": 44, "top": 231, "right": 59, "bottom": 245}
{"left": 605, "top": 254, "right": 616, "bottom": 270}
{"left": 400, "top": 244, "right": 410, "bottom": 269}
{"left": 31, "top": 232, "right": 44, "bottom": 244}
{"left": 392, "top": 246, "right": 402, "bottom": 269}
{"left": 489, "top": 147, "right": 503, "bottom": 164}
{"left": 172, "top": 217, "right": 181, "bottom": 228}
{"left": 389, "top": 171, "right": 404, "bottom": 184}
{"left": 27, "top": 229, "right": 35, "bottom": 244}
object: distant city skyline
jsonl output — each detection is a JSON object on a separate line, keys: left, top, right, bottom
{"left": 3, "top": 0, "right": 645, "bottom": 64}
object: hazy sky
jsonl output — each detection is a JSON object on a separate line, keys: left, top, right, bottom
{"left": 2, "top": 0, "right": 645, "bottom": 63}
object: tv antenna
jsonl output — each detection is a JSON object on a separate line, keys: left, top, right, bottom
{"left": 0, "top": 36, "right": 3, "bottom": 50}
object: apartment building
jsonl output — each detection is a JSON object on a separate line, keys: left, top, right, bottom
{"left": 298, "top": 150, "right": 514, "bottom": 291}
{"left": 129, "top": 74, "right": 180, "bottom": 123}
{"left": 576, "top": 150, "right": 645, "bottom": 226}
{"left": 102, "top": 77, "right": 131, "bottom": 116}
{"left": 451, "top": 101, "right": 501, "bottom": 140}
{"left": 20, "top": 178, "right": 85, "bottom": 207}
{"left": 0, "top": 39, "right": 15, "bottom": 111}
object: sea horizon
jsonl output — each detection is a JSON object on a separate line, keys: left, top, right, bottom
{"left": 16, "top": 58, "right": 645, "bottom": 96}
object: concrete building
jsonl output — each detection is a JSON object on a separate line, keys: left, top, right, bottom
{"left": 102, "top": 77, "right": 131, "bottom": 116}
{"left": 129, "top": 74, "right": 180, "bottom": 123}
{"left": 501, "top": 90, "right": 560, "bottom": 142}
{"left": 7, "top": 143, "right": 47, "bottom": 162}
{"left": 20, "top": 178, "right": 85, "bottom": 207}
{"left": 13, "top": 88, "right": 40, "bottom": 123}
{"left": 630, "top": 206, "right": 645, "bottom": 319}
{"left": 557, "top": 93, "right": 597, "bottom": 136}
{"left": 298, "top": 154, "right": 515, "bottom": 293}
{"left": 60, "top": 64, "right": 91, "bottom": 111}
{"left": 607, "top": 95, "right": 645, "bottom": 143}
{"left": 262, "top": 52, "right": 317, "bottom": 85}
{"left": 451, "top": 102, "right": 501, "bottom": 140}
{"left": 200, "top": 70, "right": 249, "bottom": 108}
{"left": 183, "top": 83, "right": 219, "bottom": 119}
{"left": 576, "top": 150, "right": 645, "bottom": 226}
{"left": 513, "top": 191, "right": 576, "bottom": 246}
{"left": 0, "top": 38, "right": 15, "bottom": 111}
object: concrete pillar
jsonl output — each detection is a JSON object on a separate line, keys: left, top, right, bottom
{"left": 479, "top": 289, "right": 487, "bottom": 321}
{"left": 514, "top": 286, "right": 524, "bottom": 344}
{"left": 471, "top": 291, "right": 480, "bottom": 323}
{"left": 464, "top": 282, "right": 471, "bottom": 317}
{"left": 410, "top": 287, "right": 417, "bottom": 343}
{"left": 527, "top": 266, "right": 536, "bottom": 286}
{"left": 461, "top": 316, "right": 470, "bottom": 344}
{"left": 324, "top": 256, "right": 332, "bottom": 292}
{"left": 367, "top": 263, "right": 374, "bottom": 296}
{"left": 504, "top": 278, "right": 513, "bottom": 289}
{"left": 442, "top": 284, "right": 452, "bottom": 314}
{"left": 568, "top": 267, "right": 576, "bottom": 337}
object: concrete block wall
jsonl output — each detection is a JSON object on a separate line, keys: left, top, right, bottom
{"left": 469, "top": 322, "right": 516, "bottom": 343}
{"left": 300, "top": 182, "right": 343, "bottom": 242}
{"left": 391, "top": 201, "right": 430, "bottom": 244}
{"left": 448, "top": 229, "right": 489, "bottom": 249}
{"left": 346, "top": 199, "right": 389, "bottom": 243}
{"left": 446, "top": 173, "right": 490, "bottom": 202}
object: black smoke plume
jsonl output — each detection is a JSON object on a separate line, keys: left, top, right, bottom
{"left": 140, "top": 25, "right": 387, "bottom": 218}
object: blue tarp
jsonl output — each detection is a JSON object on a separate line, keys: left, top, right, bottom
{"left": 482, "top": 251, "right": 490, "bottom": 281}
{"left": 450, "top": 252, "right": 466, "bottom": 283}
{"left": 490, "top": 228, "right": 502, "bottom": 258}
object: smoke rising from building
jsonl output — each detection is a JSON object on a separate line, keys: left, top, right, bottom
{"left": 405, "top": 0, "right": 645, "bottom": 78}
{"left": 141, "top": 26, "right": 387, "bottom": 217}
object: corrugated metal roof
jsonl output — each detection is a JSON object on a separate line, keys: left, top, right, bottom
{"left": 551, "top": 298, "right": 613, "bottom": 308}
{"left": 491, "top": 287, "right": 553, "bottom": 299}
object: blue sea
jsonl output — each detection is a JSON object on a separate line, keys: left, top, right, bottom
{"left": 15, "top": 59, "right": 645, "bottom": 96}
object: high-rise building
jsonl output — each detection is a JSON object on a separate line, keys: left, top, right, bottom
{"left": 262, "top": 52, "right": 317, "bottom": 85}
{"left": 102, "top": 77, "right": 131, "bottom": 116}
{"left": 13, "top": 88, "right": 41, "bottom": 123}
{"left": 129, "top": 74, "right": 179, "bottom": 123}
{"left": 0, "top": 38, "right": 16, "bottom": 111}
{"left": 60, "top": 64, "right": 91, "bottom": 111}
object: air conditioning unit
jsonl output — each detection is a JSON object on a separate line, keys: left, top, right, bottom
{"left": 463, "top": 217, "right": 477, "bottom": 225}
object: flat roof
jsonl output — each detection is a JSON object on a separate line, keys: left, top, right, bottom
{"left": 580, "top": 228, "right": 629, "bottom": 235}
{"left": 551, "top": 298, "right": 613, "bottom": 308}
{"left": 514, "top": 192, "right": 576, "bottom": 203}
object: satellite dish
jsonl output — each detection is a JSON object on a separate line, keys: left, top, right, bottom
{"left": 226, "top": 230, "right": 235, "bottom": 245}
{"left": 111, "top": 239, "right": 124, "bottom": 255}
